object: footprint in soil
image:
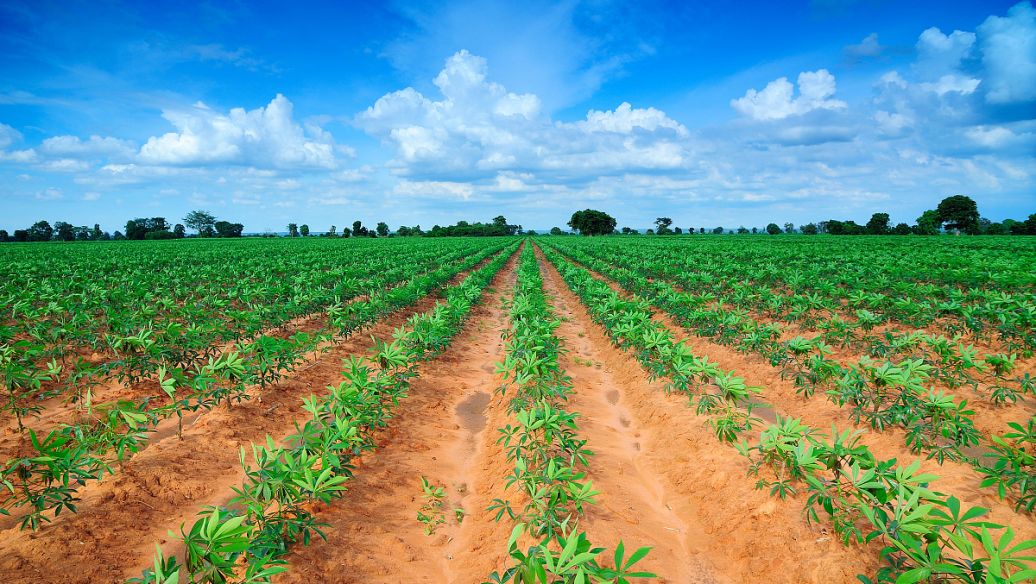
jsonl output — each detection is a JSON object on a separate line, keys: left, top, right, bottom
{"left": 605, "top": 390, "right": 619, "bottom": 405}
{"left": 456, "top": 391, "right": 491, "bottom": 433}
{"left": 619, "top": 416, "right": 631, "bottom": 428}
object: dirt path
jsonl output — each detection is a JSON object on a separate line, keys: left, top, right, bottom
{"left": 535, "top": 245, "right": 879, "bottom": 583}
{"left": 544, "top": 247, "right": 1036, "bottom": 546}
{"left": 276, "top": 252, "right": 520, "bottom": 584}
{"left": 0, "top": 253, "right": 513, "bottom": 584}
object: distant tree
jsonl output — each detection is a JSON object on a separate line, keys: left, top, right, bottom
{"left": 550, "top": 226, "right": 564, "bottom": 236}
{"left": 914, "top": 210, "right": 941, "bottom": 235}
{"left": 673, "top": 226, "right": 683, "bottom": 234}
{"left": 174, "top": 224, "right": 186, "bottom": 238}
{"left": 0, "top": 229, "right": 8, "bottom": 242}
{"left": 214, "top": 221, "right": 244, "bottom": 237}
{"left": 352, "top": 220, "right": 365, "bottom": 236}
{"left": 91, "top": 224, "right": 104, "bottom": 240}
{"left": 936, "top": 195, "right": 980, "bottom": 234}
{"left": 712, "top": 226, "right": 723, "bottom": 234}
{"left": 54, "top": 221, "right": 75, "bottom": 241}
{"left": 184, "top": 210, "right": 217, "bottom": 236}
{"left": 654, "top": 217, "right": 673, "bottom": 235}
{"left": 737, "top": 226, "right": 749, "bottom": 234}
{"left": 527, "top": 229, "right": 538, "bottom": 236}
{"left": 287, "top": 223, "right": 299, "bottom": 238}
{"left": 113, "top": 230, "right": 125, "bottom": 240}
{"left": 28, "top": 220, "right": 53, "bottom": 242}
{"left": 801, "top": 223, "right": 819, "bottom": 235}
{"left": 866, "top": 212, "right": 891, "bottom": 235}
{"left": 893, "top": 222, "right": 912, "bottom": 235}
{"left": 645, "top": 228, "right": 655, "bottom": 235}
{"left": 817, "top": 221, "right": 829, "bottom": 234}
{"left": 493, "top": 215, "right": 508, "bottom": 228}
{"left": 74, "top": 226, "right": 90, "bottom": 241}
{"left": 328, "top": 225, "right": 337, "bottom": 237}
{"left": 14, "top": 229, "right": 29, "bottom": 242}
{"left": 751, "top": 227, "right": 758, "bottom": 234}
{"left": 300, "top": 224, "right": 310, "bottom": 237}
{"left": 341, "top": 227, "right": 351, "bottom": 238}
{"left": 567, "top": 209, "right": 616, "bottom": 236}
{"left": 766, "top": 223, "right": 782, "bottom": 235}
{"left": 699, "top": 227, "right": 705, "bottom": 234}
{"left": 784, "top": 223, "right": 795, "bottom": 234}
{"left": 621, "top": 227, "right": 633, "bottom": 234}
{"left": 376, "top": 222, "right": 389, "bottom": 237}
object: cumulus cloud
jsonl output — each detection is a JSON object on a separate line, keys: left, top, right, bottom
{"left": 358, "top": 50, "right": 689, "bottom": 178}
{"left": 139, "top": 94, "right": 337, "bottom": 168}
{"left": 977, "top": 1, "right": 1036, "bottom": 103}
{"left": 731, "top": 70, "right": 847, "bottom": 120}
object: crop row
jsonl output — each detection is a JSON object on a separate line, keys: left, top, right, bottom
{"left": 538, "top": 243, "right": 1034, "bottom": 584}
{"left": 130, "top": 242, "right": 519, "bottom": 583}
{"left": 0, "top": 241, "right": 512, "bottom": 530}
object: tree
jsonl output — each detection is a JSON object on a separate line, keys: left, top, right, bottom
{"left": 0, "top": 229, "right": 7, "bottom": 242}
{"left": 914, "top": 210, "right": 941, "bottom": 235}
{"left": 654, "top": 217, "right": 673, "bottom": 235}
{"left": 214, "top": 221, "right": 244, "bottom": 237}
{"left": 54, "top": 221, "right": 75, "bottom": 241}
{"left": 74, "top": 226, "right": 90, "bottom": 241}
{"left": 184, "top": 210, "right": 217, "bottom": 236}
{"left": 801, "top": 223, "right": 819, "bottom": 235}
{"left": 646, "top": 229, "right": 655, "bottom": 235}
{"left": 751, "top": 227, "right": 758, "bottom": 234}
{"left": 300, "top": 224, "right": 310, "bottom": 237}
{"left": 328, "top": 225, "right": 337, "bottom": 237}
{"left": 936, "top": 195, "right": 979, "bottom": 234}
{"left": 674, "top": 226, "right": 683, "bottom": 234}
{"left": 341, "top": 227, "right": 351, "bottom": 238}
{"left": 550, "top": 227, "right": 564, "bottom": 236}
{"left": 527, "top": 229, "right": 538, "bottom": 236}
{"left": 699, "top": 227, "right": 705, "bottom": 234}
{"left": 737, "top": 226, "right": 749, "bottom": 234}
{"left": 174, "top": 224, "right": 186, "bottom": 238}
{"left": 784, "top": 223, "right": 795, "bottom": 234}
{"left": 14, "top": 229, "right": 29, "bottom": 242}
{"left": 866, "top": 212, "right": 890, "bottom": 235}
{"left": 567, "top": 209, "right": 616, "bottom": 236}
{"left": 376, "top": 222, "right": 389, "bottom": 237}
{"left": 287, "top": 223, "right": 299, "bottom": 238}
{"left": 893, "top": 222, "right": 912, "bottom": 235}
{"left": 28, "top": 220, "right": 53, "bottom": 242}
{"left": 766, "top": 223, "right": 782, "bottom": 235}
{"left": 492, "top": 215, "right": 508, "bottom": 228}
{"left": 712, "top": 226, "right": 723, "bottom": 234}
{"left": 91, "top": 224, "right": 103, "bottom": 240}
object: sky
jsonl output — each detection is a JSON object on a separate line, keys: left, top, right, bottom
{"left": 0, "top": 0, "right": 1034, "bottom": 233}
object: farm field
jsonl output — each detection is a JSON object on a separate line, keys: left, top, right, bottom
{"left": 0, "top": 235, "right": 1034, "bottom": 583}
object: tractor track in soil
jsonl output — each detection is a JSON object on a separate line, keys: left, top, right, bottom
{"left": 0, "top": 250, "right": 511, "bottom": 584}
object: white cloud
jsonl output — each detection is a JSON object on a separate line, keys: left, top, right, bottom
{"left": 977, "top": 1, "right": 1036, "bottom": 104}
{"left": 359, "top": 50, "right": 689, "bottom": 177}
{"left": 393, "top": 179, "right": 476, "bottom": 200}
{"left": 40, "top": 135, "right": 135, "bottom": 158}
{"left": 34, "top": 187, "right": 63, "bottom": 200}
{"left": 0, "top": 123, "right": 22, "bottom": 149}
{"left": 82, "top": 192, "right": 101, "bottom": 201}
{"left": 139, "top": 94, "right": 337, "bottom": 169}
{"left": 965, "top": 125, "right": 1018, "bottom": 147}
{"left": 919, "top": 74, "right": 981, "bottom": 95}
{"left": 845, "top": 33, "right": 883, "bottom": 59}
{"left": 731, "top": 70, "right": 847, "bottom": 120}
{"left": 915, "top": 27, "right": 976, "bottom": 77}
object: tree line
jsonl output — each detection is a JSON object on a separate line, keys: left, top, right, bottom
{"left": 286, "top": 216, "right": 522, "bottom": 238}
{"left": 0, "top": 209, "right": 244, "bottom": 242}
{"left": 560, "top": 195, "right": 1036, "bottom": 236}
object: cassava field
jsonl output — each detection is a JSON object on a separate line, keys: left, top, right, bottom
{"left": 0, "top": 235, "right": 1034, "bottom": 583}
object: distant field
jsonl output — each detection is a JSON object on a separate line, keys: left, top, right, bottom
{"left": 0, "top": 235, "right": 1033, "bottom": 583}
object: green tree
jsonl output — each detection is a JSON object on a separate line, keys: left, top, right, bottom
{"left": 567, "top": 209, "right": 616, "bottom": 236}
{"left": 866, "top": 212, "right": 890, "bottom": 235}
{"left": 376, "top": 222, "right": 389, "bottom": 237}
{"left": 673, "top": 226, "right": 683, "bottom": 234}
{"left": 936, "top": 194, "right": 979, "bottom": 234}
{"left": 550, "top": 226, "right": 564, "bottom": 236}
{"left": 0, "top": 229, "right": 8, "bottom": 242}
{"left": 766, "top": 223, "right": 782, "bottom": 235}
{"left": 300, "top": 224, "right": 310, "bottom": 237}
{"left": 91, "top": 224, "right": 104, "bottom": 240}
{"left": 783, "top": 222, "right": 795, "bottom": 234}
{"left": 54, "top": 221, "right": 75, "bottom": 241}
{"left": 654, "top": 217, "right": 673, "bottom": 235}
{"left": 183, "top": 210, "right": 217, "bottom": 236}
{"left": 914, "top": 209, "right": 941, "bottom": 235}
{"left": 287, "top": 223, "right": 299, "bottom": 237}
{"left": 214, "top": 221, "right": 244, "bottom": 237}
{"left": 801, "top": 223, "right": 818, "bottom": 235}
{"left": 173, "top": 224, "right": 186, "bottom": 238}
{"left": 893, "top": 222, "right": 912, "bottom": 235}
{"left": 28, "top": 220, "right": 53, "bottom": 242}
{"left": 712, "top": 226, "right": 723, "bottom": 234}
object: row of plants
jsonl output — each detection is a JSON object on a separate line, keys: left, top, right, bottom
{"left": 130, "top": 242, "right": 519, "bottom": 583}
{"left": 0, "top": 239, "right": 489, "bottom": 431}
{"left": 0, "top": 242, "right": 512, "bottom": 530}
{"left": 538, "top": 243, "right": 1035, "bottom": 583}
{"left": 544, "top": 240, "right": 1036, "bottom": 513}
{"left": 548, "top": 237, "right": 1035, "bottom": 354}
{"left": 486, "top": 245, "right": 654, "bottom": 583}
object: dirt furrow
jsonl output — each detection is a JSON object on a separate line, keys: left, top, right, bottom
{"left": 0, "top": 255, "right": 511, "bottom": 584}
{"left": 536, "top": 245, "right": 879, "bottom": 583}
{"left": 550, "top": 248, "right": 1036, "bottom": 545}
{"left": 276, "top": 253, "right": 520, "bottom": 584}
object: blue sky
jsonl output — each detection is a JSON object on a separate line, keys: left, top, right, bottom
{"left": 1, "top": 0, "right": 1033, "bottom": 233}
